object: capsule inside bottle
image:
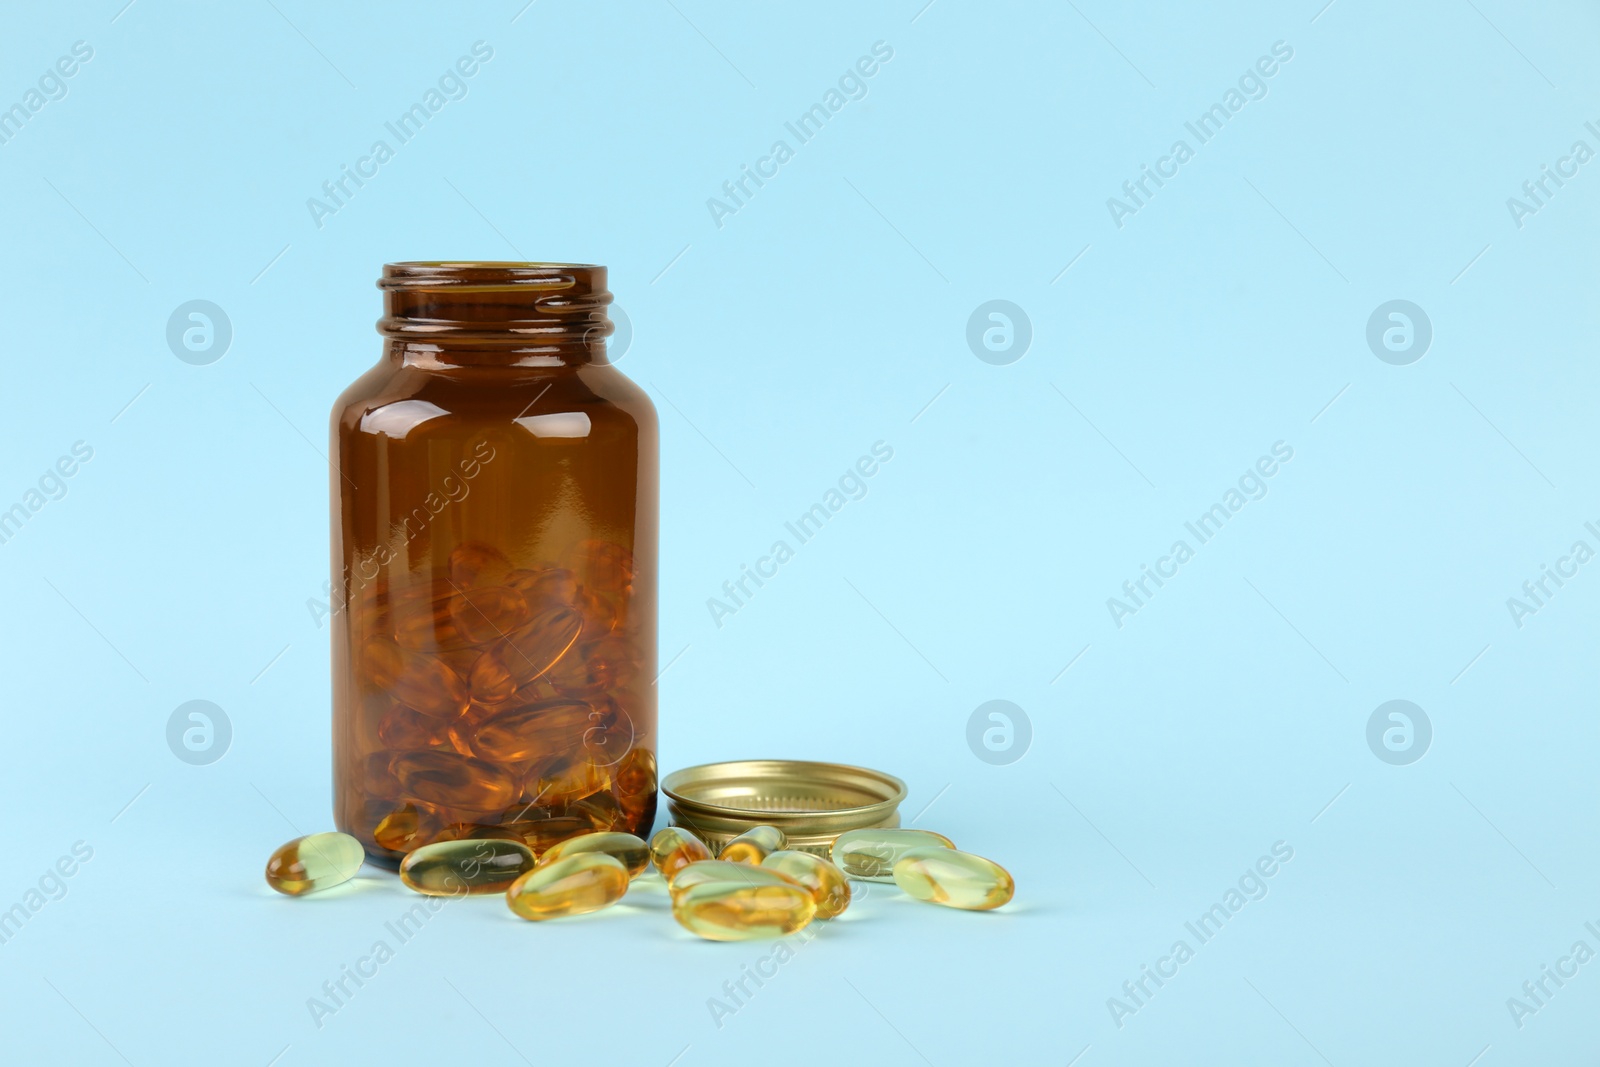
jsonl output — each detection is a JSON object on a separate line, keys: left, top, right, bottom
{"left": 391, "top": 750, "right": 518, "bottom": 813}
{"left": 491, "top": 603, "right": 586, "bottom": 689}
{"left": 372, "top": 804, "right": 442, "bottom": 853}
{"left": 362, "top": 635, "right": 470, "bottom": 720}
{"left": 466, "top": 697, "right": 597, "bottom": 763}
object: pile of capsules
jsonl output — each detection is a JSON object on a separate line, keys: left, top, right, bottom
{"left": 348, "top": 539, "right": 655, "bottom": 856}
{"left": 265, "top": 822, "right": 1014, "bottom": 939}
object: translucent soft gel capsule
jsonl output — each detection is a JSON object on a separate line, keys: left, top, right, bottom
{"left": 498, "top": 604, "right": 587, "bottom": 688}
{"left": 265, "top": 832, "right": 364, "bottom": 896}
{"left": 448, "top": 585, "right": 531, "bottom": 646}
{"left": 393, "top": 579, "right": 521, "bottom": 652}
{"left": 372, "top": 804, "right": 442, "bottom": 853}
{"left": 613, "top": 746, "right": 657, "bottom": 824}
{"left": 362, "top": 751, "right": 404, "bottom": 800}
{"left": 511, "top": 785, "right": 625, "bottom": 833}
{"left": 362, "top": 635, "right": 471, "bottom": 719}
{"left": 672, "top": 881, "right": 816, "bottom": 941}
{"left": 650, "top": 826, "right": 712, "bottom": 881}
{"left": 501, "top": 816, "right": 600, "bottom": 855}
{"left": 892, "top": 847, "right": 1014, "bottom": 911}
{"left": 831, "top": 828, "right": 955, "bottom": 881}
{"left": 377, "top": 702, "right": 456, "bottom": 751}
{"left": 540, "top": 831, "right": 650, "bottom": 879}
{"left": 546, "top": 633, "right": 640, "bottom": 697}
{"left": 521, "top": 756, "right": 609, "bottom": 809}
{"left": 468, "top": 649, "right": 520, "bottom": 705}
{"left": 567, "top": 790, "right": 627, "bottom": 832}
{"left": 468, "top": 698, "right": 597, "bottom": 763}
{"left": 432, "top": 823, "right": 528, "bottom": 845}
{"left": 506, "top": 565, "right": 579, "bottom": 605}
{"left": 566, "top": 585, "right": 616, "bottom": 642}
{"left": 761, "top": 850, "right": 852, "bottom": 919}
{"left": 669, "top": 860, "right": 799, "bottom": 898}
{"left": 391, "top": 750, "right": 518, "bottom": 813}
{"left": 577, "top": 539, "right": 635, "bottom": 596}
{"left": 506, "top": 853, "right": 629, "bottom": 921}
{"left": 468, "top": 606, "right": 586, "bottom": 700}
{"left": 719, "top": 825, "right": 786, "bottom": 865}
{"left": 614, "top": 745, "right": 656, "bottom": 798}
{"left": 391, "top": 591, "right": 452, "bottom": 652}
{"left": 399, "top": 839, "right": 536, "bottom": 896}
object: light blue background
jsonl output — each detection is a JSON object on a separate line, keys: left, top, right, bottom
{"left": 2, "top": 1, "right": 1597, "bottom": 1063}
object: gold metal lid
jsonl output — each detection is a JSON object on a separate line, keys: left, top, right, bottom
{"left": 662, "top": 760, "right": 907, "bottom": 857}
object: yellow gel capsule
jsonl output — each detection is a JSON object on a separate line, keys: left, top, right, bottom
{"left": 432, "top": 823, "right": 527, "bottom": 846}
{"left": 650, "top": 826, "right": 712, "bottom": 881}
{"left": 391, "top": 750, "right": 518, "bottom": 813}
{"left": 399, "top": 838, "right": 535, "bottom": 896}
{"left": 393, "top": 581, "right": 530, "bottom": 652}
{"left": 506, "top": 853, "right": 629, "bottom": 920}
{"left": 672, "top": 881, "right": 816, "bottom": 941}
{"left": 718, "top": 824, "right": 786, "bottom": 865}
{"left": 495, "top": 603, "right": 586, "bottom": 688}
{"left": 362, "top": 635, "right": 470, "bottom": 720}
{"left": 265, "top": 832, "right": 365, "bottom": 896}
{"left": 449, "top": 584, "right": 532, "bottom": 646}
{"left": 831, "top": 828, "right": 955, "bottom": 881}
{"left": 468, "top": 697, "right": 597, "bottom": 763}
{"left": 372, "top": 804, "right": 441, "bottom": 853}
{"left": 761, "top": 850, "right": 851, "bottom": 919}
{"left": 669, "top": 860, "right": 799, "bottom": 898}
{"left": 892, "top": 847, "right": 1014, "bottom": 911}
{"left": 507, "top": 564, "right": 578, "bottom": 604}
{"left": 578, "top": 538, "right": 635, "bottom": 595}
{"left": 500, "top": 816, "right": 601, "bottom": 855}
{"left": 540, "top": 831, "right": 650, "bottom": 879}
{"left": 614, "top": 746, "right": 656, "bottom": 800}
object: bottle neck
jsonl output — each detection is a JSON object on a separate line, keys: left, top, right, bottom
{"left": 377, "top": 262, "right": 613, "bottom": 367}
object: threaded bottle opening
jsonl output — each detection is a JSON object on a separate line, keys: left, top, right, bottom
{"left": 377, "top": 262, "right": 613, "bottom": 355}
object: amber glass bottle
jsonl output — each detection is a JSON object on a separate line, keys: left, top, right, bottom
{"left": 329, "top": 263, "right": 657, "bottom": 868}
